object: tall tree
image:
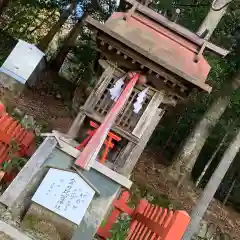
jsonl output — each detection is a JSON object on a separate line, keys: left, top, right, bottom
{"left": 37, "top": 4, "right": 73, "bottom": 51}
{"left": 173, "top": 66, "right": 240, "bottom": 186}
{"left": 182, "top": 127, "right": 240, "bottom": 240}
{"left": 50, "top": 0, "right": 115, "bottom": 72}
{"left": 50, "top": 11, "right": 87, "bottom": 71}
{"left": 171, "top": 1, "right": 238, "bottom": 186}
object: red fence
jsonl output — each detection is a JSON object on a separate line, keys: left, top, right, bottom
{"left": 98, "top": 191, "right": 190, "bottom": 240}
{"left": 0, "top": 103, "right": 35, "bottom": 165}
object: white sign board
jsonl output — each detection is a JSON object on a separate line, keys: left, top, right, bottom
{"left": 32, "top": 168, "right": 95, "bottom": 225}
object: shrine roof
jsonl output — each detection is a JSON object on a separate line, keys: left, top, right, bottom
{"left": 86, "top": 1, "right": 229, "bottom": 93}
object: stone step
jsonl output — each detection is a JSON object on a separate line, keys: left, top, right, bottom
{"left": 0, "top": 220, "right": 31, "bottom": 240}
{"left": 21, "top": 203, "right": 76, "bottom": 240}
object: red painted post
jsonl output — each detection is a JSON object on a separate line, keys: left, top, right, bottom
{"left": 75, "top": 121, "right": 121, "bottom": 163}
{"left": 97, "top": 191, "right": 134, "bottom": 239}
{"left": 127, "top": 204, "right": 190, "bottom": 240}
{"left": 127, "top": 199, "right": 149, "bottom": 239}
{"left": 161, "top": 210, "right": 190, "bottom": 240}
{"left": 0, "top": 103, "right": 5, "bottom": 116}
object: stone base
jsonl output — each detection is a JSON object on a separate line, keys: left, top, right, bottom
{"left": 0, "top": 232, "right": 13, "bottom": 240}
{"left": 21, "top": 203, "right": 77, "bottom": 240}
{"left": 0, "top": 220, "right": 31, "bottom": 240}
{"left": 0, "top": 72, "right": 24, "bottom": 93}
{"left": 0, "top": 73, "right": 24, "bottom": 112}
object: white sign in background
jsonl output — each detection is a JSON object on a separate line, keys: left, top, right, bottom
{"left": 32, "top": 168, "right": 95, "bottom": 225}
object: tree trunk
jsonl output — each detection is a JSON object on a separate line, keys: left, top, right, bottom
{"left": 50, "top": 12, "right": 87, "bottom": 72}
{"left": 195, "top": 131, "right": 229, "bottom": 187}
{"left": 37, "top": 6, "right": 72, "bottom": 52}
{"left": 171, "top": 67, "right": 240, "bottom": 186}
{"left": 223, "top": 177, "right": 236, "bottom": 205}
{"left": 29, "top": 10, "right": 55, "bottom": 35}
{"left": 0, "top": 0, "right": 9, "bottom": 16}
{"left": 182, "top": 128, "right": 240, "bottom": 240}
{"left": 197, "top": 0, "right": 233, "bottom": 40}
{"left": 172, "top": 96, "right": 230, "bottom": 183}
{"left": 170, "top": 2, "right": 240, "bottom": 186}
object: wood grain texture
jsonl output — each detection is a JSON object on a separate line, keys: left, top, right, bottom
{"left": 91, "top": 161, "right": 132, "bottom": 189}
{"left": 67, "top": 109, "right": 86, "bottom": 138}
{"left": 132, "top": 92, "right": 164, "bottom": 138}
{"left": 83, "top": 66, "right": 115, "bottom": 111}
{"left": 114, "top": 141, "right": 136, "bottom": 170}
{"left": 84, "top": 111, "right": 139, "bottom": 143}
{"left": 43, "top": 137, "right": 133, "bottom": 189}
{"left": 99, "top": 46, "right": 187, "bottom": 101}
{"left": 119, "top": 109, "right": 164, "bottom": 177}
{"left": 99, "top": 59, "right": 179, "bottom": 104}
{"left": 0, "top": 220, "right": 31, "bottom": 240}
{"left": 68, "top": 66, "right": 115, "bottom": 139}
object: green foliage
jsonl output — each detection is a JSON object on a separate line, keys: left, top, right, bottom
{"left": 130, "top": 183, "right": 177, "bottom": 209}
{"left": 8, "top": 140, "right": 20, "bottom": 156}
{"left": 0, "top": 138, "right": 28, "bottom": 173}
{"left": 0, "top": 30, "right": 17, "bottom": 64}
{"left": 1, "top": 156, "right": 28, "bottom": 172}
{"left": 72, "top": 32, "right": 97, "bottom": 85}
{"left": 107, "top": 214, "right": 131, "bottom": 240}
{"left": 59, "top": 30, "right": 97, "bottom": 87}
{"left": 0, "top": 139, "right": 28, "bottom": 173}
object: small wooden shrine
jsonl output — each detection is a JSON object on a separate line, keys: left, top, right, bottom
{"left": 0, "top": 1, "right": 229, "bottom": 239}
{"left": 69, "top": 0, "right": 228, "bottom": 176}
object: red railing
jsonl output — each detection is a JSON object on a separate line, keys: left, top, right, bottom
{"left": 0, "top": 103, "right": 36, "bottom": 182}
{"left": 97, "top": 191, "right": 190, "bottom": 240}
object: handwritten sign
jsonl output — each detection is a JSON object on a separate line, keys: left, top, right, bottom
{"left": 32, "top": 168, "right": 95, "bottom": 225}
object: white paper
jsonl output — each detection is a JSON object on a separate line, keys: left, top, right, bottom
{"left": 109, "top": 76, "right": 126, "bottom": 101}
{"left": 32, "top": 168, "right": 95, "bottom": 225}
{"left": 133, "top": 87, "right": 149, "bottom": 114}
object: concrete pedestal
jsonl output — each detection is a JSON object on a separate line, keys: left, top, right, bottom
{"left": 1, "top": 138, "right": 121, "bottom": 239}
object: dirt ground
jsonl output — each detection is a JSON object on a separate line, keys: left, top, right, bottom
{"left": 11, "top": 88, "right": 73, "bottom": 133}
{"left": 6, "top": 87, "right": 240, "bottom": 240}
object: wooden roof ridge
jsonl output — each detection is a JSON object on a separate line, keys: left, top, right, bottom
{"left": 124, "top": 0, "right": 229, "bottom": 57}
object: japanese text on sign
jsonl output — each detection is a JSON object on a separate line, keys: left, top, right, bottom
{"left": 32, "top": 168, "right": 95, "bottom": 225}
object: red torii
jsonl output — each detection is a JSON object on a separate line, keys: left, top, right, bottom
{"left": 76, "top": 121, "right": 121, "bottom": 164}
